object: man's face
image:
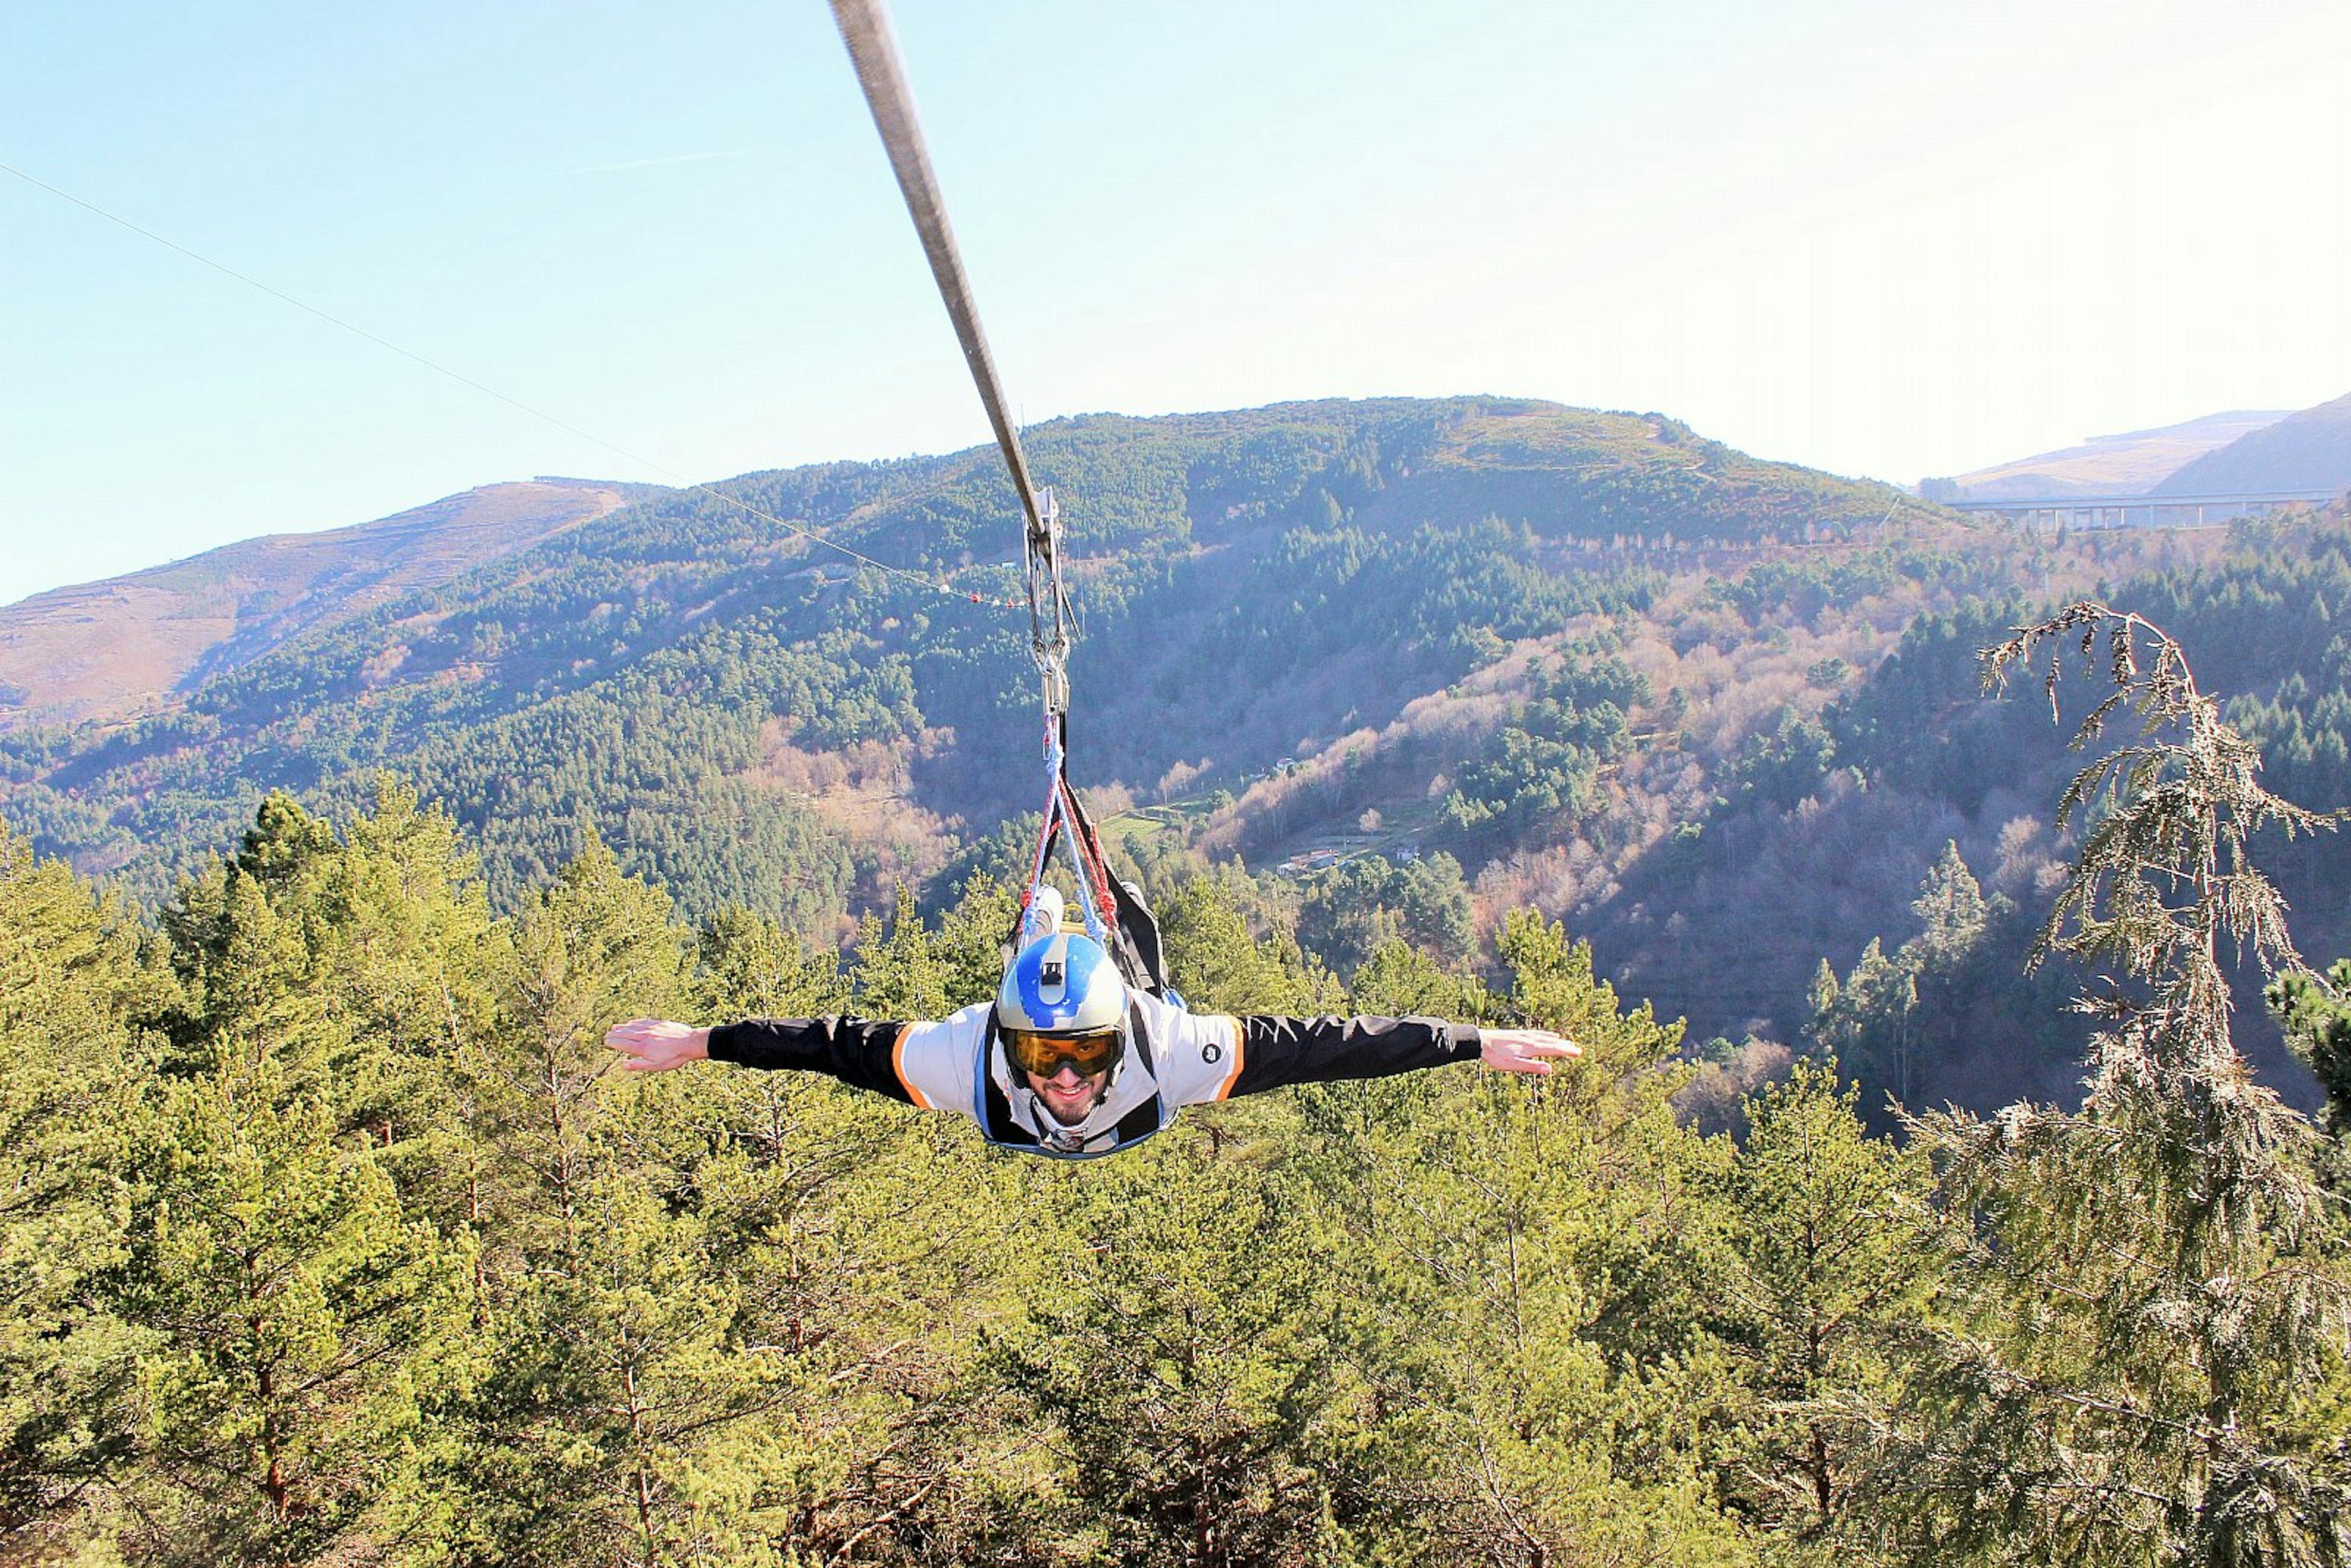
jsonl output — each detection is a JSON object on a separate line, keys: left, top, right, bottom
{"left": 1020, "top": 1062, "right": 1109, "bottom": 1123}
{"left": 1022, "top": 1062, "right": 1111, "bottom": 1126}
{"left": 1005, "top": 1021, "right": 1121, "bottom": 1127}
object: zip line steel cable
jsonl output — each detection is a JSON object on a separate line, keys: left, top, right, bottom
{"left": 829, "top": 0, "right": 1146, "bottom": 951}
{"left": 0, "top": 156, "right": 1017, "bottom": 612}
{"left": 828, "top": 0, "right": 1075, "bottom": 715}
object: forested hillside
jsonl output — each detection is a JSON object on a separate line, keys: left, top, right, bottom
{"left": 6, "top": 398, "right": 2350, "bottom": 1122}
{"left": 10, "top": 596, "right": 2350, "bottom": 1561}
{"left": 0, "top": 397, "right": 1901, "bottom": 923}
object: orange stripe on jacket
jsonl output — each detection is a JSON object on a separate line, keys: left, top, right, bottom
{"left": 890, "top": 1025, "right": 931, "bottom": 1109}
{"left": 1212, "top": 1015, "right": 1245, "bottom": 1100}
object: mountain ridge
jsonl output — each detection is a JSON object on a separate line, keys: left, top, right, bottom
{"left": 1935, "top": 410, "right": 2289, "bottom": 500}
{"left": 2154, "top": 391, "right": 2351, "bottom": 496}
{"left": 0, "top": 478, "right": 658, "bottom": 730}
{"left": 0, "top": 396, "right": 1911, "bottom": 906}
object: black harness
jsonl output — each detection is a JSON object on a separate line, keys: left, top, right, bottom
{"left": 977, "top": 1004, "right": 1168, "bottom": 1160}
{"left": 991, "top": 727, "right": 1179, "bottom": 1161}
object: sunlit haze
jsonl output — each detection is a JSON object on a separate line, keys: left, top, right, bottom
{"left": 4, "top": 0, "right": 2346, "bottom": 602}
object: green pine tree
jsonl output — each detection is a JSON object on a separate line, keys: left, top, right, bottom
{"left": 1850, "top": 602, "right": 2351, "bottom": 1566}
{"left": 999, "top": 1134, "right": 1379, "bottom": 1567}
{"left": 0, "top": 827, "right": 160, "bottom": 1550}
{"left": 1705, "top": 1060, "right": 1937, "bottom": 1538}
{"left": 108, "top": 1046, "right": 470, "bottom": 1565}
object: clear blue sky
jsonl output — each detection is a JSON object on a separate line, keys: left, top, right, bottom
{"left": 6, "top": 0, "right": 2347, "bottom": 603}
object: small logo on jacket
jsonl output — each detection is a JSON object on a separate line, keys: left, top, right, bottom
{"left": 1202, "top": 1043, "right": 1223, "bottom": 1064}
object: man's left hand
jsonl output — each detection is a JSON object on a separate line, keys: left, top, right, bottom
{"left": 605, "top": 1018, "right": 711, "bottom": 1073}
{"left": 1480, "top": 1027, "right": 1580, "bottom": 1075}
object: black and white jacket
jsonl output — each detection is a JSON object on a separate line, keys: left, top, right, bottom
{"left": 707, "top": 992, "right": 1484, "bottom": 1160}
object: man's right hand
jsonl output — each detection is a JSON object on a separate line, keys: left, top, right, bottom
{"left": 604, "top": 1018, "right": 711, "bottom": 1073}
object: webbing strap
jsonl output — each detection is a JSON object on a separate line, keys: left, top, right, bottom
{"left": 1062, "top": 779, "right": 1121, "bottom": 927}
{"left": 1022, "top": 709, "right": 1115, "bottom": 947}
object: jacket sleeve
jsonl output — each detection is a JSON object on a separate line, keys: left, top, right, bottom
{"left": 1226, "top": 1015, "right": 1483, "bottom": 1098}
{"left": 705, "top": 1016, "right": 916, "bottom": 1105}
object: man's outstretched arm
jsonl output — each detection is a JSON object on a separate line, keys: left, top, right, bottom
{"left": 1218, "top": 1015, "right": 1577, "bottom": 1098}
{"left": 604, "top": 1016, "right": 919, "bottom": 1105}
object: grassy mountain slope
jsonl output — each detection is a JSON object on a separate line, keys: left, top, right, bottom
{"left": 0, "top": 479, "right": 654, "bottom": 730}
{"left": 1939, "top": 410, "right": 2287, "bottom": 499}
{"left": 2154, "top": 389, "right": 2351, "bottom": 495}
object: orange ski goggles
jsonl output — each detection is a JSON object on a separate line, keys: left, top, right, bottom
{"left": 1002, "top": 1024, "right": 1123, "bottom": 1081}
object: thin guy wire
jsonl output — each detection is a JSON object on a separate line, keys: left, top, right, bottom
{"left": 0, "top": 157, "right": 1018, "bottom": 609}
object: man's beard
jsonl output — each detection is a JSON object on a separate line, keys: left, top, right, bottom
{"left": 1041, "top": 1089, "right": 1103, "bottom": 1127}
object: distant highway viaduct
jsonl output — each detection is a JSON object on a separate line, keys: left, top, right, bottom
{"left": 1946, "top": 488, "right": 2344, "bottom": 530}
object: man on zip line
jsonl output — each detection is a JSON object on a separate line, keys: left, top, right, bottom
{"left": 614, "top": 12, "right": 1580, "bottom": 1158}
{"left": 604, "top": 889, "right": 1578, "bottom": 1159}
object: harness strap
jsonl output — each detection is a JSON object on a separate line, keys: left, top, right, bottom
{"left": 1016, "top": 702, "right": 1182, "bottom": 1008}
{"left": 975, "top": 1008, "right": 1169, "bottom": 1158}
{"left": 1021, "top": 710, "right": 1114, "bottom": 948}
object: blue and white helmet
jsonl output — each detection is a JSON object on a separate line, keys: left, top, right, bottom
{"left": 996, "top": 931, "right": 1126, "bottom": 1036}
{"left": 997, "top": 930, "right": 1130, "bottom": 1086}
